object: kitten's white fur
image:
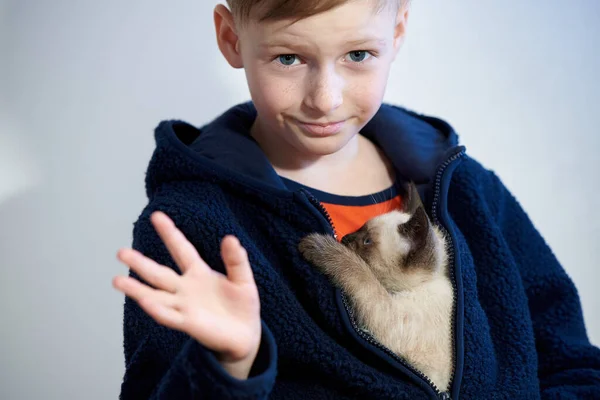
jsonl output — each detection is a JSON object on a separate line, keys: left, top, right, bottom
{"left": 299, "top": 209, "right": 453, "bottom": 391}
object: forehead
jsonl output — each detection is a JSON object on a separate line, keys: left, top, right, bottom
{"left": 243, "top": 1, "right": 396, "bottom": 49}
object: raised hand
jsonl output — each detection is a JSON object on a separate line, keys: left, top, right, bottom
{"left": 113, "top": 211, "right": 261, "bottom": 379}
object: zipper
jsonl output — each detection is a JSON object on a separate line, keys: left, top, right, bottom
{"left": 301, "top": 189, "right": 339, "bottom": 240}
{"left": 300, "top": 161, "right": 465, "bottom": 400}
{"left": 431, "top": 148, "right": 465, "bottom": 399}
{"left": 430, "top": 149, "right": 466, "bottom": 398}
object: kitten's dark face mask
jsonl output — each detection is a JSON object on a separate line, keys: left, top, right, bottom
{"left": 341, "top": 180, "right": 427, "bottom": 266}
{"left": 340, "top": 182, "right": 443, "bottom": 291}
{"left": 341, "top": 229, "right": 374, "bottom": 249}
{"left": 341, "top": 229, "right": 378, "bottom": 270}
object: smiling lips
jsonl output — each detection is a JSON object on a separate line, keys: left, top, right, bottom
{"left": 296, "top": 119, "right": 347, "bottom": 136}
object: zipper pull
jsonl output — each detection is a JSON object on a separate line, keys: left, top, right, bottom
{"left": 439, "top": 392, "right": 452, "bottom": 400}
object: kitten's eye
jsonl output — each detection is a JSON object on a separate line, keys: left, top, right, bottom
{"left": 363, "top": 237, "right": 372, "bottom": 245}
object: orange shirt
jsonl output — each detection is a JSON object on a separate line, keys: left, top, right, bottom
{"left": 281, "top": 177, "right": 403, "bottom": 241}
{"left": 321, "top": 195, "right": 402, "bottom": 240}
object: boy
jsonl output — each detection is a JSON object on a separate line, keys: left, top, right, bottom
{"left": 113, "top": 0, "right": 600, "bottom": 398}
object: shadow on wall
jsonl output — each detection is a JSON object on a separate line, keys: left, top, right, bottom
{"left": 0, "top": 111, "right": 42, "bottom": 208}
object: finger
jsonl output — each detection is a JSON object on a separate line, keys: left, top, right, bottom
{"left": 220, "top": 236, "right": 255, "bottom": 285}
{"left": 112, "top": 275, "right": 180, "bottom": 309}
{"left": 138, "top": 297, "right": 185, "bottom": 329}
{"left": 117, "top": 248, "right": 181, "bottom": 293}
{"left": 150, "top": 211, "right": 208, "bottom": 274}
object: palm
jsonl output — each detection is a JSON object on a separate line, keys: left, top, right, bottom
{"left": 178, "top": 265, "right": 260, "bottom": 358}
{"left": 113, "top": 211, "right": 261, "bottom": 362}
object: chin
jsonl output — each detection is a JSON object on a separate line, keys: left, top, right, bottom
{"left": 299, "top": 134, "right": 355, "bottom": 156}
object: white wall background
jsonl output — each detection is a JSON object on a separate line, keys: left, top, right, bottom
{"left": 1, "top": 0, "right": 598, "bottom": 398}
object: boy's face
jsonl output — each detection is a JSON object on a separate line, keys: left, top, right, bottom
{"left": 216, "top": 1, "right": 408, "bottom": 159}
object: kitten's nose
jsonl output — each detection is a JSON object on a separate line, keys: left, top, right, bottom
{"left": 341, "top": 233, "right": 355, "bottom": 246}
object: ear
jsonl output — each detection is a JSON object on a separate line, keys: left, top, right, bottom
{"left": 392, "top": 4, "right": 409, "bottom": 60}
{"left": 401, "top": 181, "right": 423, "bottom": 216}
{"left": 399, "top": 181, "right": 432, "bottom": 264}
{"left": 398, "top": 205, "right": 430, "bottom": 250}
{"left": 214, "top": 4, "right": 244, "bottom": 69}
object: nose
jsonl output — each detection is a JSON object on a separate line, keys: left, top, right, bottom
{"left": 341, "top": 233, "right": 356, "bottom": 246}
{"left": 303, "top": 66, "right": 343, "bottom": 115}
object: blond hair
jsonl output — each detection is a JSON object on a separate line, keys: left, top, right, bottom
{"left": 226, "top": 0, "right": 405, "bottom": 25}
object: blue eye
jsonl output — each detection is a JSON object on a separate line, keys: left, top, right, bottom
{"left": 347, "top": 51, "right": 370, "bottom": 63}
{"left": 363, "top": 237, "right": 372, "bottom": 245}
{"left": 278, "top": 54, "right": 299, "bottom": 66}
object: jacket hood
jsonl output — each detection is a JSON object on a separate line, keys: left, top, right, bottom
{"left": 144, "top": 102, "right": 461, "bottom": 199}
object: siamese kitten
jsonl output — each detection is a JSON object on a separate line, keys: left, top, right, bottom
{"left": 298, "top": 182, "right": 453, "bottom": 392}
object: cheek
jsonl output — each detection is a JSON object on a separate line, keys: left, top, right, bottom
{"left": 356, "top": 244, "right": 375, "bottom": 260}
{"left": 245, "top": 64, "right": 299, "bottom": 116}
{"left": 345, "top": 69, "right": 389, "bottom": 120}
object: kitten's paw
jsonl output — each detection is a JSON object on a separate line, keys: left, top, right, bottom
{"left": 298, "top": 233, "right": 328, "bottom": 263}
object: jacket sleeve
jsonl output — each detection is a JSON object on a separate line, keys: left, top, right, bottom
{"left": 486, "top": 170, "right": 600, "bottom": 399}
{"left": 119, "top": 208, "right": 277, "bottom": 400}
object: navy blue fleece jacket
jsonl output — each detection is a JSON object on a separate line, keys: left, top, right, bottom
{"left": 119, "top": 102, "right": 600, "bottom": 399}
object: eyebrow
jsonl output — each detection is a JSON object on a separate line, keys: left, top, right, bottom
{"left": 346, "top": 37, "right": 387, "bottom": 47}
{"left": 260, "top": 37, "right": 387, "bottom": 51}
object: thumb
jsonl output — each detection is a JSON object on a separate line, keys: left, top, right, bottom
{"left": 220, "top": 236, "right": 256, "bottom": 285}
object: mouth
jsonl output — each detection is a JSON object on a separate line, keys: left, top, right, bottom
{"left": 295, "top": 119, "right": 347, "bottom": 136}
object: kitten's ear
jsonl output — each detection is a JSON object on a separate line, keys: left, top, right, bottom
{"left": 398, "top": 206, "right": 430, "bottom": 251}
{"left": 399, "top": 181, "right": 430, "bottom": 250}
{"left": 401, "top": 181, "right": 423, "bottom": 215}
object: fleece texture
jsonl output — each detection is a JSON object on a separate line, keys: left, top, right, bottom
{"left": 119, "top": 102, "right": 600, "bottom": 399}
